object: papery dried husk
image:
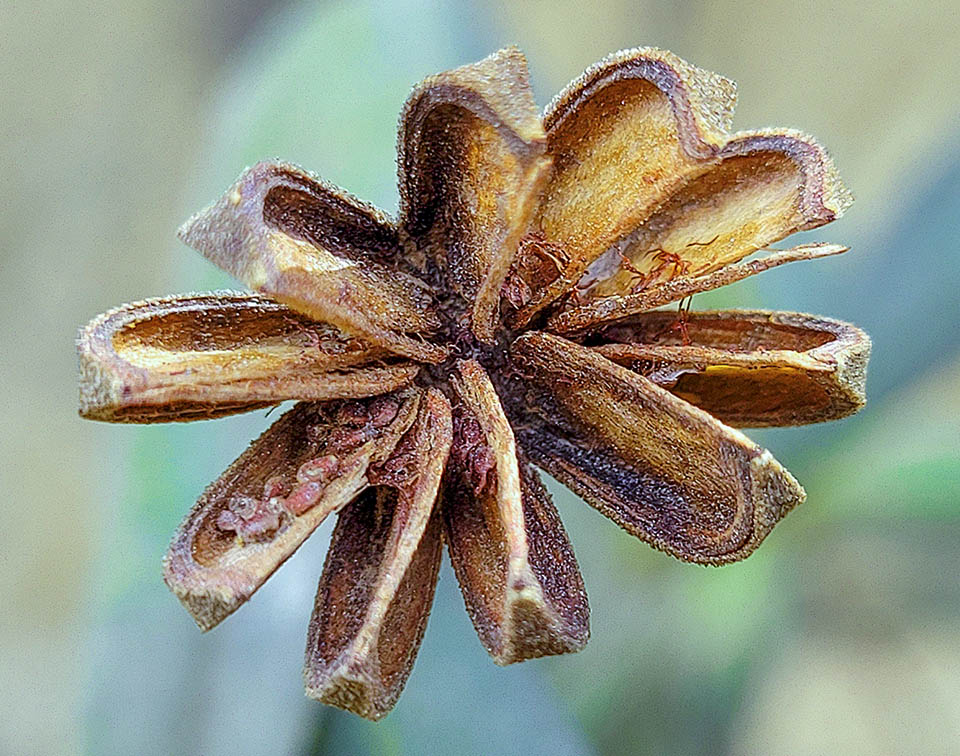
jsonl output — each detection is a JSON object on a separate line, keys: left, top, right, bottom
{"left": 578, "top": 130, "right": 852, "bottom": 301}
{"left": 592, "top": 309, "right": 870, "bottom": 427}
{"left": 511, "top": 331, "right": 805, "bottom": 564}
{"left": 304, "top": 388, "right": 451, "bottom": 719}
{"left": 509, "top": 47, "right": 737, "bottom": 326}
{"left": 179, "top": 162, "right": 446, "bottom": 363}
{"left": 163, "top": 391, "right": 420, "bottom": 630}
{"left": 77, "top": 292, "right": 419, "bottom": 422}
{"left": 398, "top": 47, "right": 551, "bottom": 342}
{"left": 443, "top": 359, "right": 589, "bottom": 663}
{"left": 548, "top": 243, "right": 847, "bottom": 335}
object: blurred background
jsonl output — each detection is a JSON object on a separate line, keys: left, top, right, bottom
{"left": 3, "top": 1, "right": 959, "bottom": 754}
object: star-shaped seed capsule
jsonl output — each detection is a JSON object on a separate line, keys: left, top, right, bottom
{"left": 77, "top": 47, "right": 870, "bottom": 720}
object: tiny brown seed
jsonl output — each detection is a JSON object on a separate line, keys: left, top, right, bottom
{"left": 336, "top": 401, "right": 370, "bottom": 426}
{"left": 282, "top": 481, "right": 324, "bottom": 516}
{"left": 327, "top": 426, "right": 370, "bottom": 452}
{"left": 263, "top": 475, "right": 289, "bottom": 500}
{"left": 296, "top": 454, "right": 340, "bottom": 484}
{"left": 369, "top": 397, "right": 399, "bottom": 428}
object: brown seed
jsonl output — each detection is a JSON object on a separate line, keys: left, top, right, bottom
{"left": 327, "top": 426, "right": 371, "bottom": 452}
{"left": 282, "top": 481, "right": 325, "bottom": 516}
{"left": 336, "top": 401, "right": 370, "bottom": 426}
{"left": 215, "top": 494, "right": 284, "bottom": 541}
{"left": 296, "top": 454, "right": 340, "bottom": 484}
{"left": 369, "top": 397, "right": 399, "bottom": 428}
{"left": 216, "top": 508, "right": 241, "bottom": 532}
{"left": 467, "top": 443, "right": 496, "bottom": 493}
{"left": 262, "top": 475, "right": 289, "bottom": 500}
{"left": 238, "top": 505, "right": 282, "bottom": 539}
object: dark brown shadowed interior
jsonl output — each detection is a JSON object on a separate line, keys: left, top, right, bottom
{"left": 667, "top": 367, "right": 831, "bottom": 426}
{"left": 189, "top": 405, "right": 331, "bottom": 568}
{"left": 590, "top": 311, "right": 863, "bottom": 426}
{"left": 262, "top": 183, "right": 398, "bottom": 260}
{"left": 111, "top": 299, "right": 367, "bottom": 354}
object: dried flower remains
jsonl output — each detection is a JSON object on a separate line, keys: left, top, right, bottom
{"left": 77, "top": 47, "right": 870, "bottom": 720}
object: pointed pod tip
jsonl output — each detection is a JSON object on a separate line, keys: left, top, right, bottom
{"left": 164, "top": 576, "right": 239, "bottom": 633}
{"left": 494, "top": 591, "right": 590, "bottom": 666}
{"left": 304, "top": 671, "right": 391, "bottom": 721}
{"left": 750, "top": 448, "right": 807, "bottom": 527}
{"left": 808, "top": 242, "right": 849, "bottom": 257}
{"left": 175, "top": 210, "right": 201, "bottom": 246}
{"left": 490, "top": 43, "right": 524, "bottom": 60}
{"left": 175, "top": 199, "right": 230, "bottom": 262}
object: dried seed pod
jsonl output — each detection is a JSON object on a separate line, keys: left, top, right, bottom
{"left": 444, "top": 360, "right": 589, "bottom": 664}
{"left": 580, "top": 131, "right": 851, "bottom": 302}
{"left": 398, "top": 47, "right": 551, "bottom": 342}
{"left": 511, "top": 331, "right": 806, "bottom": 564}
{"left": 510, "top": 48, "right": 737, "bottom": 327}
{"left": 179, "top": 163, "right": 447, "bottom": 363}
{"left": 76, "top": 45, "right": 871, "bottom": 721}
{"left": 592, "top": 310, "right": 870, "bottom": 427}
{"left": 163, "top": 392, "right": 419, "bottom": 631}
{"left": 77, "top": 293, "right": 420, "bottom": 423}
{"left": 549, "top": 243, "right": 849, "bottom": 334}
{"left": 304, "top": 388, "right": 452, "bottom": 719}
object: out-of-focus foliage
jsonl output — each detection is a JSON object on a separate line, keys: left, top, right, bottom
{"left": 3, "top": 0, "right": 959, "bottom": 754}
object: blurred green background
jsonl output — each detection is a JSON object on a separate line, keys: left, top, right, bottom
{"left": 3, "top": 1, "right": 959, "bottom": 754}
